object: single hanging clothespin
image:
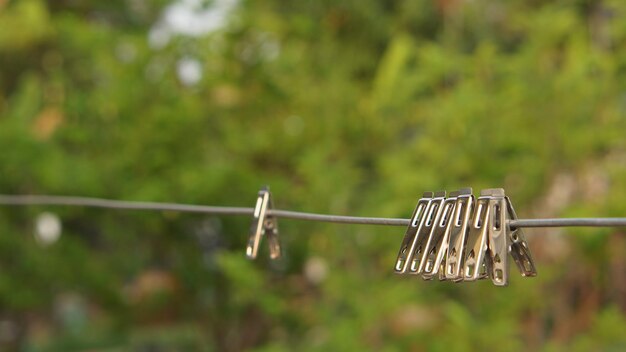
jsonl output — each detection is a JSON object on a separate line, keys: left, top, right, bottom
{"left": 463, "top": 190, "right": 492, "bottom": 282}
{"left": 505, "top": 196, "right": 537, "bottom": 277}
{"left": 445, "top": 188, "right": 474, "bottom": 282}
{"left": 246, "top": 186, "right": 281, "bottom": 260}
{"left": 485, "top": 188, "right": 509, "bottom": 286}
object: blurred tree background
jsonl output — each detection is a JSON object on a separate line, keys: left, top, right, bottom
{"left": 1, "top": 0, "right": 626, "bottom": 350}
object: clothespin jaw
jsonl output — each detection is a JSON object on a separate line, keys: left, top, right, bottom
{"left": 246, "top": 186, "right": 281, "bottom": 260}
{"left": 505, "top": 196, "right": 537, "bottom": 277}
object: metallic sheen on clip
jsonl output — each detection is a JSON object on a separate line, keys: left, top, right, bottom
{"left": 246, "top": 186, "right": 281, "bottom": 260}
{"left": 409, "top": 191, "right": 447, "bottom": 275}
{"left": 486, "top": 188, "right": 509, "bottom": 286}
{"left": 463, "top": 191, "right": 491, "bottom": 282}
{"left": 506, "top": 197, "right": 537, "bottom": 277}
{"left": 420, "top": 191, "right": 458, "bottom": 280}
{"left": 394, "top": 192, "right": 434, "bottom": 273}
{"left": 445, "top": 188, "right": 474, "bottom": 281}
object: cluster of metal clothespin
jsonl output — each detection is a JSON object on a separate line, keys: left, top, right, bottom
{"left": 394, "top": 188, "right": 537, "bottom": 286}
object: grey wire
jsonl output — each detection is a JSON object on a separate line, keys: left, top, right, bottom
{"left": 509, "top": 218, "right": 626, "bottom": 228}
{"left": 0, "top": 194, "right": 625, "bottom": 229}
{"left": 270, "top": 209, "right": 409, "bottom": 226}
{"left": 0, "top": 195, "right": 405, "bottom": 225}
{"left": 0, "top": 195, "right": 254, "bottom": 215}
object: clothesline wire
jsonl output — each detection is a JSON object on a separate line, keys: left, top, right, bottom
{"left": 1, "top": 194, "right": 626, "bottom": 229}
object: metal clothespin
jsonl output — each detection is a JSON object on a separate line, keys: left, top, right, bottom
{"left": 485, "top": 188, "right": 509, "bottom": 286}
{"left": 463, "top": 190, "right": 492, "bottom": 282}
{"left": 409, "top": 191, "right": 447, "bottom": 275}
{"left": 246, "top": 186, "right": 281, "bottom": 260}
{"left": 505, "top": 196, "right": 537, "bottom": 277}
{"left": 394, "top": 192, "right": 434, "bottom": 273}
{"left": 445, "top": 188, "right": 474, "bottom": 282}
{"left": 421, "top": 191, "right": 459, "bottom": 280}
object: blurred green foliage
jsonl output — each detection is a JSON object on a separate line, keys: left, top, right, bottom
{"left": 1, "top": 0, "right": 626, "bottom": 350}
